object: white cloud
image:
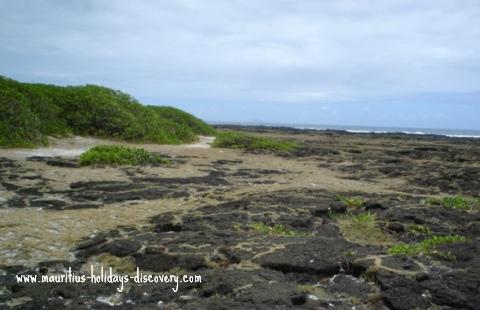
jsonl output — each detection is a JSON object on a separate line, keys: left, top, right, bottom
{"left": 1, "top": 0, "right": 479, "bottom": 104}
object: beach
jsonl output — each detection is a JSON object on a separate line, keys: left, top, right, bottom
{"left": 1, "top": 126, "right": 479, "bottom": 309}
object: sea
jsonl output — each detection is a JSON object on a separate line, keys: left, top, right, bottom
{"left": 210, "top": 122, "right": 480, "bottom": 139}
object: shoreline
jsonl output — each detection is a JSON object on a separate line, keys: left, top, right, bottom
{"left": 1, "top": 128, "right": 479, "bottom": 309}
{"left": 213, "top": 123, "right": 480, "bottom": 140}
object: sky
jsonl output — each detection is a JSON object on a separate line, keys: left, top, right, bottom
{"left": 1, "top": 0, "right": 479, "bottom": 130}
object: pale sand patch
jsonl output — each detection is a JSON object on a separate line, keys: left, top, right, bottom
{"left": 1, "top": 136, "right": 117, "bottom": 159}
{"left": 182, "top": 135, "right": 215, "bottom": 148}
{"left": 0, "top": 135, "right": 215, "bottom": 159}
{"left": 0, "top": 199, "right": 195, "bottom": 266}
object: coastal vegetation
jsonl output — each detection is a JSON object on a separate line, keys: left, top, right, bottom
{"left": 2, "top": 126, "right": 480, "bottom": 308}
{"left": 335, "top": 212, "right": 395, "bottom": 246}
{"left": 79, "top": 145, "right": 169, "bottom": 166}
{"left": 426, "top": 196, "right": 479, "bottom": 212}
{"left": 249, "top": 222, "right": 309, "bottom": 236}
{"left": 213, "top": 131, "right": 299, "bottom": 152}
{"left": 407, "top": 224, "right": 432, "bottom": 236}
{"left": 336, "top": 195, "right": 366, "bottom": 209}
{"left": 0, "top": 76, "right": 215, "bottom": 148}
{"left": 388, "top": 235, "right": 466, "bottom": 259}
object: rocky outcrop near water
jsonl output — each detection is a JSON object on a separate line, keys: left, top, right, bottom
{"left": 1, "top": 129, "right": 479, "bottom": 309}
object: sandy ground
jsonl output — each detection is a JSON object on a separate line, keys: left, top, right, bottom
{"left": 3, "top": 129, "right": 478, "bottom": 267}
{"left": 0, "top": 134, "right": 400, "bottom": 267}
{"left": 2, "top": 130, "right": 480, "bottom": 309}
{"left": 2, "top": 135, "right": 215, "bottom": 159}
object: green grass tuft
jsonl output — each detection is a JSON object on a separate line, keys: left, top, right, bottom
{"left": 250, "top": 222, "right": 308, "bottom": 236}
{"left": 426, "top": 196, "right": 479, "bottom": 211}
{"left": 352, "top": 212, "right": 376, "bottom": 225}
{"left": 329, "top": 211, "right": 375, "bottom": 223}
{"left": 388, "top": 235, "right": 466, "bottom": 259}
{"left": 0, "top": 76, "right": 215, "bottom": 148}
{"left": 79, "top": 145, "right": 169, "bottom": 166}
{"left": 213, "top": 131, "right": 299, "bottom": 152}
{"left": 332, "top": 212, "right": 395, "bottom": 246}
{"left": 408, "top": 224, "right": 432, "bottom": 236}
{"left": 336, "top": 195, "right": 365, "bottom": 208}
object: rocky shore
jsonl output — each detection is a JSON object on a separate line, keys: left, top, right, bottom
{"left": 1, "top": 127, "right": 479, "bottom": 309}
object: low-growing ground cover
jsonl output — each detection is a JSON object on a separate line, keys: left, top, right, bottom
{"left": 388, "top": 235, "right": 467, "bottom": 259}
{"left": 213, "top": 131, "right": 299, "bottom": 152}
{"left": 79, "top": 145, "right": 169, "bottom": 166}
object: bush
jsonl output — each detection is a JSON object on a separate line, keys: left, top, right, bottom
{"left": 79, "top": 145, "right": 169, "bottom": 166}
{"left": 213, "top": 131, "right": 299, "bottom": 152}
{"left": 0, "top": 76, "right": 215, "bottom": 147}
{"left": 0, "top": 80, "right": 45, "bottom": 147}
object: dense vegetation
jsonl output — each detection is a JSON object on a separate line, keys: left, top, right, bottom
{"left": 0, "top": 76, "right": 215, "bottom": 147}
{"left": 213, "top": 131, "right": 299, "bottom": 152}
{"left": 79, "top": 145, "right": 169, "bottom": 166}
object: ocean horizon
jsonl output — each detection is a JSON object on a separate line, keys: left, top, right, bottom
{"left": 210, "top": 121, "right": 480, "bottom": 139}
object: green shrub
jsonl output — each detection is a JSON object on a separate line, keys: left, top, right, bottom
{"left": 0, "top": 80, "right": 46, "bottom": 147}
{"left": 213, "top": 131, "right": 299, "bottom": 152}
{"left": 0, "top": 76, "right": 215, "bottom": 147}
{"left": 79, "top": 145, "right": 169, "bottom": 166}
{"left": 150, "top": 106, "right": 215, "bottom": 137}
{"left": 388, "top": 235, "right": 466, "bottom": 259}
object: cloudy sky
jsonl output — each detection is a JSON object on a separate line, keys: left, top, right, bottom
{"left": 1, "top": 0, "right": 479, "bottom": 129}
